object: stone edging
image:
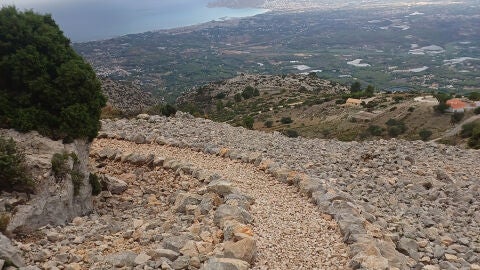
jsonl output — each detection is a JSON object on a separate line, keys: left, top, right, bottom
{"left": 91, "top": 144, "right": 258, "bottom": 270}
{"left": 97, "top": 129, "right": 410, "bottom": 270}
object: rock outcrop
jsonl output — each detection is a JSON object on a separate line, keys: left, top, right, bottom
{"left": 0, "top": 129, "right": 93, "bottom": 233}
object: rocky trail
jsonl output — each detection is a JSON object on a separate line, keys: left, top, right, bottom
{"left": 5, "top": 112, "right": 480, "bottom": 270}
{"left": 91, "top": 139, "right": 349, "bottom": 269}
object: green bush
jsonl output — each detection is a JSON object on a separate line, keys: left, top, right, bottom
{"left": 280, "top": 117, "right": 293, "bottom": 124}
{"left": 367, "top": 125, "right": 384, "bottom": 136}
{"left": 146, "top": 103, "right": 177, "bottom": 117}
{"left": 89, "top": 173, "right": 102, "bottom": 196}
{"left": 461, "top": 122, "right": 480, "bottom": 149}
{"left": 283, "top": 129, "right": 299, "bottom": 138}
{"left": 243, "top": 116, "right": 254, "bottom": 129}
{"left": 0, "top": 136, "right": 33, "bottom": 192}
{"left": 419, "top": 129, "right": 433, "bottom": 141}
{"left": 434, "top": 102, "right": 450, "bottom": 114}
{"left": 0, "top": 213, "right": 9, "bottom": 233}
{"left": 51, "top": 151, "right": 84, "bottom": 195}
{"left": 0, "top": 7, "right": 106, "bottom": 141}
{"left": 264, "top": 120, "right": 273, "bottom": 128}
{"left": 474, "top": 107, "right": 480, "bottom": 115}
{"left": 386, "top": 119, "right": 407, "bottom": 137}
{"left": 51, "top": 152, "right": 71, "bottom": 179}
{"left": 241, "top": 86, "right": 259, "bottom": 99}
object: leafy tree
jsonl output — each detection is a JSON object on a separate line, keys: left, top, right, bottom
{"left": 241, "top": 86, "right": 259, "bottom": 99}
{"left": 434, "top": 102, "right": 450, "bottom": 114}
{"left": 419, "top": 129, "right": 433, "bottom": 141}
{"left": 243, "top": 116, "right": 254, "bottom": 129}
{"left": 0, "top": 7, "right": 106, "bottom": 141}
{"left": 350, "top": 81, "right": 362, "bottom": 93}
{"left": 365, "top": 85, "right": 375, "bottom": 97}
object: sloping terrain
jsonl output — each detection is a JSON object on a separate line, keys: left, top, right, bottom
{"left": 95, "top": 113, "right": 479, "bottom": 269}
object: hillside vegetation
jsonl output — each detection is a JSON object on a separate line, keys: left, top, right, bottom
{"left": 178, "top": 74, "right": 479, "bottom": 146}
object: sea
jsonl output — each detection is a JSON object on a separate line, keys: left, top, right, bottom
{"left": 6, "top": 0, "right": 267, "bottom": 42}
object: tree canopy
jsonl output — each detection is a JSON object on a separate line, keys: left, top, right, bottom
{"left": 0, "top": 7, "right": 105, "bottom": 141}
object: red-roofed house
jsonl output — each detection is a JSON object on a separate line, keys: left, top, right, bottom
{"left": 446, "top": 98, "right": 467, "bottom": 113}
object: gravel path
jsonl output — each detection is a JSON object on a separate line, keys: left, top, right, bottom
{"left": 93, "top": 139, "right": 350, "bottom": 269}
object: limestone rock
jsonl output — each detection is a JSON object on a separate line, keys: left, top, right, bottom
{"left": 1, "top": 129, "right": 93, "bottom": 233}
{"left": 207, "top": 180, "right": 235, "bottom": 196}
{"left": 173, "top": 193, "right": 202, "bottom": 213}
{"left": 102, "top": 175, "right": 128, "bottom": 194}
{"left": 149, "top": 248, "right": 180, "bottom": 261}
{"left": 223, "top": 238, "right": 257, "bottom": 263}
{"left": 163, "top": 235, "right": 190, "bottom": 253}
{"left": 201, "top": 258, "right": 249, "bottom": 270}
{"left": 214, "top": 205, "right": 253, "bottom": 227}
{"left": 0, "top": 233, "right": 25, "bottom": 267}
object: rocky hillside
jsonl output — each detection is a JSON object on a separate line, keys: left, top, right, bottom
{"left": 91, "top": 113, "right": 477, "bottom": 269}
{"left": 4, "top": 113, "right": 479, "bottom": 269}
{"left": 101, "top": 78, "right": 159, "bottom": 114}
{"left": 0, "top": 129, "right": 94, "bottom": 267}
{"left": 177, "top": 74, "right": 477, "bottom": 144}
{"left": 178, "top": 73, "right": 347, "bottom": 106}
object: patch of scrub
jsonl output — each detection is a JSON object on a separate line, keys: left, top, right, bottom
{"left": 347, "top": 59, "right": 371, "bottom": 67}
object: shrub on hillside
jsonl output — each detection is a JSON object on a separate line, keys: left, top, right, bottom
{"left": 419, "top": 129, "right": 433, "bottom": 141}
{"left": 460, "top": 122, "right": 480, "bottom": 149}
{"left": 241, "top": 86, "right": 259, "bottom": 99}
{"left": 89, "top": 173, "right": 102, "bottom": 196}
{"left": 283, "top": 129, "right": 299, "bottom": 138}
{"left": 367, "top": 125, "right": 384, "bottom": 136}
{"left": 243, "top": 116, "right": 254, "bottom": 129}
{"left": 0, "top": 136, "right": 33, "bottom": 192}
{"left": 280, "top": 117, "right": 293, "bottom": 124}
{"left": 474, "top": 107, "right": 480, "bottom": 115}
{"left": 0, "top": 7, "right": 106, "bottom": 141}
{"left": 264, "top": 120, "right": 273, "bottom": 128}
{"left": 386, "top": 119, "right": 407, "bottom": 137}
{"left": 146, "top": 103, "right": 177, "bottom": 117}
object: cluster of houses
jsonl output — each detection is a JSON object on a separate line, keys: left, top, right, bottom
{"left": 415, "top": 95, "right": 480, "bottom": 113}
{"left": 345, "top": 95, "right": 480, "bottom": 114}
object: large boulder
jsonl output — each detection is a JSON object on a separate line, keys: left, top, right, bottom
{"left": 101, "top": 175, "right": 128, "bottom": 194}
{"left": 1, "top": 129, "right": 93, "bottom": 233}
{"left": 0, "top": 233, "right": 25, "bottom": 267}
{"left": 223, "top": 238, "right": 257, "bottom": 263}
{"left": 214, "top": 205, "right": 253, "bottom": 227}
